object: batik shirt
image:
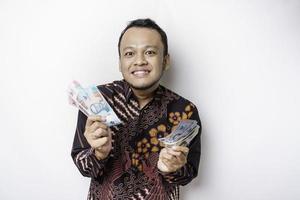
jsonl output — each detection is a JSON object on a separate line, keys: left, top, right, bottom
{"left": 71, "top": 80, "right": 201, "bottom": 200}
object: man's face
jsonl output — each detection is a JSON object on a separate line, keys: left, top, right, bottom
{"left": 119, "top": 27, "right": 169, "bottom": 91}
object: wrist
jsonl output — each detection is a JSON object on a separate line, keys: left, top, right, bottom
{"left": 157, "top": 159, "right": 175, "bottom": 173}
{"left": 93, "top": 148, "right": 110, "bottom": 160}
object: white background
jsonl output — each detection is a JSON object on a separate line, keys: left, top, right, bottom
{"left": 1, "top": 0, "right": 300, "bottom": 199}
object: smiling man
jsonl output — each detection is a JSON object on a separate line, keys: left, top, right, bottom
{"left": 71, "top": 18, "right": 202, "bottom": 200}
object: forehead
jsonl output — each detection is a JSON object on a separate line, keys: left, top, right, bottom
{"left": 120, "top": 27, "right": 163, "bottom": 49}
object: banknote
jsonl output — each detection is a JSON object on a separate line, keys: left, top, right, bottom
{"left": 159, "top": 119, "right": 199, "bottom": 147}
{"left": 171, "top": 125, "right": 199, "bottom": 147}
{"left": 159, "top": 120, "right": 197, "bottom": 143}
{"left": 68, "top": 80, "right": 122, "bottom": 126}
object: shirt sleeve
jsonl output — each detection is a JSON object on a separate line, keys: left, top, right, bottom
{"left": 71, "top": 110, "right": 110, "bottom": 179}
{"left": 159, "top": 105, "right": 202, "bottom": 186}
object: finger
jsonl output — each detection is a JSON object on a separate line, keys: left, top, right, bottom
{"left": 159, "top": 147, "right": 167, "bottom": 156}
{"left": 169, "top": 146, "right": 189, "bottom": 158}
{"left": 161, "top": 157, "right": 173, "bottom": 167}
{"left": 166, "top": 148, "right": 182, "bottom": 157}
{"left": 90, "top": 115, "right": 107, "bottom": 122}
{"left": 167, "top": 148, "right": 189, "bottom": 160}
{"left": 161, "top": 157, "right": 179, "bottom": 170}
{"left": 86, "top": 115, "right": 107, "bottom": 128}
{"left": 96, "top": 140, "right": 112, "bottom": 152}
{"left": 86, "top": 123, "right": 100, "bottom": 135}
{"left": 107, "top": 128, "right": 113, "bottom": 138}
{"left": 89, "top": 121, "right": 108, "bottom": 133}
{"left": 162, "top": 155, "right": 185, "bottom": 172}
{"left": 164, "top": 149, "right": 187, "bottom": 165}
{"left": 93, "top": 136, "right": 109, "bottom": 148}
{"left": 171, "top": 146, "right": 189, "bottom": 154}
{"left": 167, "top": 153, "right": 184, "bottom": 165}
{"left": 108, "top": 127, "right": 113, "bottom": 134}
{"left": 162, "top": 156, "right": 176, "bottom": 166}
{"left": 162, "top": 152, "right": 175, "bottom": 160}
{"left": 175, "top": 152, "right": 187, "bottom": 163}
{"left": 93, "top": 128, "right": 109, "bottom": 139}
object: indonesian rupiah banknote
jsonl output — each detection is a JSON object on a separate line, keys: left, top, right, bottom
{"left": 68, "top": 80, "right": 121, "bottom": 126}
{"left": 159, "top": 119, "right": 199, "bottom": 147}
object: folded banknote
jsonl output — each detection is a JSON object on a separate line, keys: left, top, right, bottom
{"left": 159, "top": 119, "right": 199, "bottom": 147}
{"left": 68, "top": 80, "right": 122, "bottom": 126}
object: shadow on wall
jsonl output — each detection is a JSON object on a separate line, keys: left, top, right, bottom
{"left": 161, "top": 57, "right": 207, "bottom": 196}
{"left": 161, "top": 56, "right": 177, "bottom": 88}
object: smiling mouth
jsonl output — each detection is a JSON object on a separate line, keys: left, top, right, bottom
{"left": 131, "top": 70, "right": 150, "bottom": 76}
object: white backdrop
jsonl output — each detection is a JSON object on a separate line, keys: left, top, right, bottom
{"left": 1, "top": 0, "right": 300, "bottom": 199}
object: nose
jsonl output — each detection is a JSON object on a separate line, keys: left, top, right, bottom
{"left": 134, "top": 53, "right": 147, "bottom": 66}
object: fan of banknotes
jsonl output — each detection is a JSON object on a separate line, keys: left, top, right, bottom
{"left": 159, "top": 120, "right": 199, "bottom": 147}
{"left": 67, "top": 80, "right": 122, "bottom": 126}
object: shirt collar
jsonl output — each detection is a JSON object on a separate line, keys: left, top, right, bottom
{"left": 123, "top": 80, "right": 164, "bottom": 104}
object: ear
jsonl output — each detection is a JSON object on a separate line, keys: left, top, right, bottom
{"left": 163, "top": 54, "right": 170, "bottom": 71}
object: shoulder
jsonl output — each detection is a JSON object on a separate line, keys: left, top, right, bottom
{"left": 96, "top": 80, "right": 126, "bottom": 98}
{"left": 161, "top": 86, "right": 199, "bottom": 120}
{"left": 161, "top": 86, "right": 197, "bottom": 109}
{"left": 97, "top": 80, "right": 125, "bottom": 92}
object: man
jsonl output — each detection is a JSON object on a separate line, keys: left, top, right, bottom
{"left": 71, "top": 18, "right": 201, "bottom": 200}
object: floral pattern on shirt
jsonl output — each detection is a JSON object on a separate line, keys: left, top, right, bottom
{"left": 71, "top": 80, "right": 201, "bottom": 200}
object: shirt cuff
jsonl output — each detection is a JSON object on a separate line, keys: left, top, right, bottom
{"left": 89, "top": 148, "right": 111, "bottom": 163}
{"left": 158, "top": 165, "right": 185, "bottom": 182}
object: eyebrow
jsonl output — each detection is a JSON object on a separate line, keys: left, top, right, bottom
{"left": 122, "top": 45, "right": 159, "bottom": 51}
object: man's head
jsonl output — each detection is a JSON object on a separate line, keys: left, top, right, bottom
{"left": 118, "top": 18, "right": 168, "bottom": 58}
{"left": 118, "top": 18, "right": 170, "bottom": 91}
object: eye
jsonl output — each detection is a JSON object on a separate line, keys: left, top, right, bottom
{"left": 145, "top": 50, "right": 156, "bottom": 55}
{"left": 124, "top": 51, "right": 134, "bottom": 57}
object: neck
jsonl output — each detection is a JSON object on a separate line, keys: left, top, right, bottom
{"left": 132, "top": 83, "right": 159, "bottom": 109}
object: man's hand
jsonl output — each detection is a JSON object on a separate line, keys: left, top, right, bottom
{"left": 157, "top": 146, "right": 189, "bottom": 173}
{"left": 84, "top": 116, "right": 112, "bottom": 160}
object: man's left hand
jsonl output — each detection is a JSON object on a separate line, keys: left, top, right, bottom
{"left": 157, "top": 146, "right": 189, "bottom": 173}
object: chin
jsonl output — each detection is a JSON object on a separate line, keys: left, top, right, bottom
{"left": 128, "top": 80, "right": 159, "bottom": 91}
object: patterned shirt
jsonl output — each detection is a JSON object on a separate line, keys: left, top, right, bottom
{"left": 71, "top": 80, "right": 201, "bottom": 200}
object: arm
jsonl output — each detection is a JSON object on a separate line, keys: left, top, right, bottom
{"left": 71, "top": 111, "right": 111, "bottom": 179}
{"left": 159, "top": 106, "right": 202, "bottom": 186}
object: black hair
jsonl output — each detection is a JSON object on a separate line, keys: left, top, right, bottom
{"left": 118, "top": 18, "right": 168, "bottom": 57}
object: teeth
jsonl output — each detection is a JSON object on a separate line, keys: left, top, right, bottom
{"left": 133, "top": 70, "right": 149, "bottom": 75}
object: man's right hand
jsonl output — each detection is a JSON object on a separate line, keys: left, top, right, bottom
{"left": 84, "top": 116, "right": 112, "bottom": 160}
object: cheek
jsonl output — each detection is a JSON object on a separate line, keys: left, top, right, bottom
{"left": 151, "top": 60, "right": 164, "bottom": 72}
{"left": 120, "top": 59, "right": 134, "bottom": 68}
{"left": 119, "top": 62, "right": 130, "bottom": 72}
{"left": 147, "top": 57, "right": 160, "bottom": 66}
